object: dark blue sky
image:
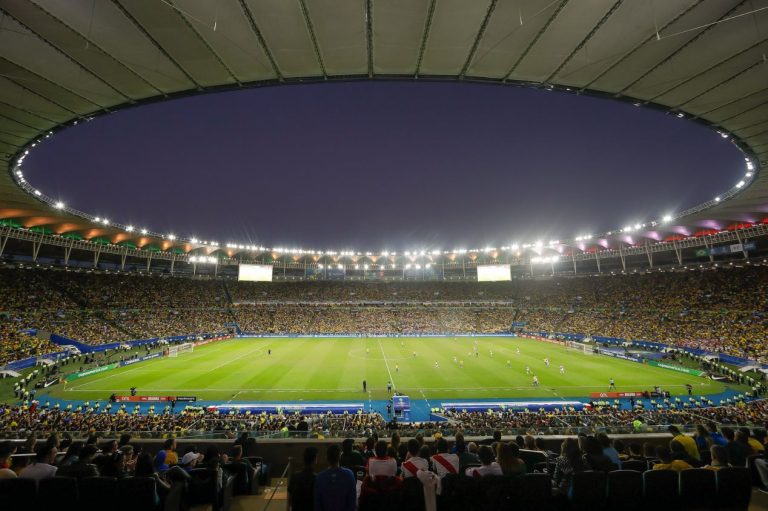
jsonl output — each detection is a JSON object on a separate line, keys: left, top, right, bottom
{"left": 25, "top": 81, "right": 743, "bottom": 250}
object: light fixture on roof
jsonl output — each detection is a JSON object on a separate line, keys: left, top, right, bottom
{"left": 126, "top": 226, "right": 134, "bottom": 232}
{"left": 190, "top": 237, "right": 198, "bottom": 244}
{"left": 54, "top": 201, "right": 65, "bottom": 209}
{"left": 662, "top": 214, "right": 673, "bottom": 223}
{"left": 714, "top": 196, "right": 721, "bottom": 202}
{"left": 736, "top": 180, "right": 745, "bottom": 188}
{"left": 634, "top": 223, "right": 642, "bottom": 230}
{"left": 140, "top": 228, "right": 148, "bottom": 235}
{"left": 168, "top": 234, "right": 176, "bottom": 241}
{"left": 33, "top": 190, "right": 41, "bottom": 196}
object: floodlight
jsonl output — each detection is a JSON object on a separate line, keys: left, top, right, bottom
{"left": 633, "top": 223, "right": 641, "bottom": 230}
{"left": 168, "top": 234, "right": 176, "bottom": 240}
{"left": 662, "top": 215, "right": 672, "bottom": 223}
{"left": 736, "top": 180, "right": 745, "bottom": 188}
{"left": 126, "top": 226, "right": 134, "bottom": 232}
{"left": 33, "top": 190, "right": 41, "bottom": 196}
{"left": 140, "top": 228, "right": 148, "bottom": 235}
{"left": 54, "top": 201, "right": 65, "bottom": 209}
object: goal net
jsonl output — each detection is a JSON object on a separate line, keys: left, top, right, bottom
{"left": 168, "top": 342, "right": 194, "bottom": 358}
{"left": 566, "top": 341, "right": 593, "bottom": 355}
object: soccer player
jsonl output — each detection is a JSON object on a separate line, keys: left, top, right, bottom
{"left": 525, "top": 366, "right": 531, "bottom": 375}
{"left": 434, "top": 361, "right": 440, "bottom": 369}
{"left": 609, "top": 378, "right": 616, "bottom": 389}
{"left": 453, "top": 356, "right": 458, "bottom": 364}
{"left": 395, "top": 364, "right": 399, "bottom": 373}
{"left": 412, "top": 351, "right": 417, "bottom": 358}
{"left": 363, "top": 380, "right": 367, "bottom": 392}
{"left": 366, "top": 347, "right": 370, "bottom": 356}
{"left": 387, "top": 381, "right": 392, "bottom": 394}
{"left": 489, "top": 350, "right": 494, "bottom": 357}
{"left": 544, "top": 357, "right": 550, "bottom": 367}
{"left": 559, "top": 365, "right": 565, "bottom": 374}
{"left": 506, "top": 360, "right": 511, "bottom": 368}
{"left": 516, "top": 346, "right": 520, "bottom": 355}
{"left": 532, "top": 375, "right": 539, "bottom": 386}
{"left": 459, "top": 360, "right": 464, "bottom": 368}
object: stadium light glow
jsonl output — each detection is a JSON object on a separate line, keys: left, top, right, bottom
{"left": 140, "top": 228, "right": 148, "bottom": 235}
{"left": 33, "top": 190, "right": 41, "bottom": 196}
{"left": 337, "top": 264, "right": 343, "bottom": 270}
{"left": 662, "top": 214, "right": 673, "bottom": 223}
{"left": 126, "top": 226, "right": 134, "bottom": 232}
{"left": 736, "top": 180, "right": 745, "bottom": 188}
{"left": 535, "top": 241, "right": 543, "bottom": 248}
{"left": 102, "top": 219, "right": 109, "bottom": 225}
{"left": 634, "top": 223, "right": 642, "bottom": 230}
{"left": 715, "top": 197, "right": 721, "bottom": 202}
{"left": 414, "top": 264, "right": 422, "bottom": 270}
{"left": 425, "top": 263, "right": 431, "bottom": 269}
{"left": 406, "top": 264, "right": 412, "bottom": 269}
{"left": 167, "top": 234, "right": 176, "bottom": 241}
{"left": 190, "top": 237, "right": 198, "bottom": 244}
{"left": 189, "top": 255, "right": 217, "bottom": 264}
{"left": 531, "top": 255, "right": 559, "bottom": 264}
{"left": 54, "top": 201, "right": 65, "bottom": 209}
{"left": 364, "top": 264, "right": 369, "bottom": 270}
{"left": 318, "top": 264, "right": 324, "bottom": 269}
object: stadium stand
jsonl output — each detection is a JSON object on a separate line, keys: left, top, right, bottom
{"left": 1, "top": 265, "right": 767, "bottom": 362}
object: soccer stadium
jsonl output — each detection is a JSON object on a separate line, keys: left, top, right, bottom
{"left": 1, "top": 1, "right": 768, "bottom": 510}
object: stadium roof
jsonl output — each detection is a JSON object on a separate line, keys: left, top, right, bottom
{"left": 0, "top": 0, "right": 767, "bottom": 255}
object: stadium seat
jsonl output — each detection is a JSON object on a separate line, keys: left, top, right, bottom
{"left": 187, "top": 468, "right": 221, "bottom": 510}
{"left": 570, "top": 470, "right": 607, "bottom": 511}
{"left": 643, "top": 470, "right": 680, "bottom": 511}
{"left": 519, "top": 473, "right": 551, "bottom": 511}
{"left": 223, "top": 461, "right": 254, "bottom": 495}
{"left": 359, "top": 476, "right": 403, "bottom": 511}
{"left": 747, "top": 454, "right": 764, "bottom": 488}
{"left": 519, "top": 449, "right": 548, "bottom": 472}
{"left": 220, "top": 474, "right": 235, "bottom": 511}
{"left": 621, "top": 459, "right": 648, "bottom": 472}
{"left": 400, "top": 476, "right": 426, "bottom": 511}
{"left": 117, "top": 476, "right": 159, "bottom": 511}
{"left": 679, "top": 468, "right": 717, "bottom": 510}
{"left": 606, "top": 470, "right": 643, "bottom": 511}
{"left": 476, "top": 474, "right": 521, "bottom": 510}
{"left": 438, "top": 474, "right": 477, "bottom": 511}
{"left": 79, "top": 476, "right": 118, "bottom": 511}
{"left": 0, "top": 477, "right": 37, "bottom": 509}
{"left": 715, "top": 467, "right": 752, "bottom": 510}
{"left": 39, "top": 476, "right": 78, "bottom": 508}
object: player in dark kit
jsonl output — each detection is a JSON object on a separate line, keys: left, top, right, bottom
{"left": 363, "top": 380, "right": 367, "bottom": 392}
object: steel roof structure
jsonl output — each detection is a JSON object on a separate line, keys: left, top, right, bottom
{"left": 0, "top": 0, "right": 767, "bottom": 259}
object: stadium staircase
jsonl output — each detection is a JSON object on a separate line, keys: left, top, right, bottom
{"left": 220, "top": 282, "right": 243, "bottom": 334}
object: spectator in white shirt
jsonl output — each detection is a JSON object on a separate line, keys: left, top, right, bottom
{"left": 465, "top": 445, "right": 502, "bottom": 478}
{"left": 401, "top": 439, "right": 429, "bottom": 478}
{"left": 366, "top": 440, "right": 397, "bottom": 479}
{"left": 430, "top": 438, "right": 459, "bottom": 478}
{"left": 19, "top": 444, "right": 57, "bottom": 481}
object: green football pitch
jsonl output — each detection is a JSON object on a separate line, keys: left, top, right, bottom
{"left": 50, "top": 337, "right": 728, "bottom": 403}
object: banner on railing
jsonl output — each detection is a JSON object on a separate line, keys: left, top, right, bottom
{"left": 589, "top": 391, "right": 644, "bottom": 399}
{"left": 646, "top": 360, "right": 704, "bottom": 376}
{"left": 66, "top": 363, "right": 118, "bottom": 381}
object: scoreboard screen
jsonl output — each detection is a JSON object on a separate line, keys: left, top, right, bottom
{"left": 477, "top": 264, "right": 511, "bottom": 282}
{"left": 238, "top": 264, "right": 273, "bottom": 282}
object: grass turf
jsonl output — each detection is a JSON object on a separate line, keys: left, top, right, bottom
{"left": 48, "top": 337, "right": 728, "bottom": 403}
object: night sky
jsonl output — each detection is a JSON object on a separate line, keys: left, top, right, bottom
{"left": 25, "top": 81, "right": 743, "bottom": 251}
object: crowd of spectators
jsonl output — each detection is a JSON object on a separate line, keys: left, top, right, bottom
{"left": 1, "top": 265, "right": 768, "bottom": 363}
{"left": 2, "top": 399, "right": 767, "bottom": 439}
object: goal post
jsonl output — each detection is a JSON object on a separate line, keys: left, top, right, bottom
{"left": 566, "top": 340, "right": 593, "bottom": 355}
{"left": 168, "top": 342, "right": 194, "bottom": 358}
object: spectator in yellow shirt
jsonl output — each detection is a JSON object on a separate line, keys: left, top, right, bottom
{"left": 652, "top": 446, "right": 693, "bottom": 472}
{"left": 668, "top": 425, "right": 700, "bottom": 461}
